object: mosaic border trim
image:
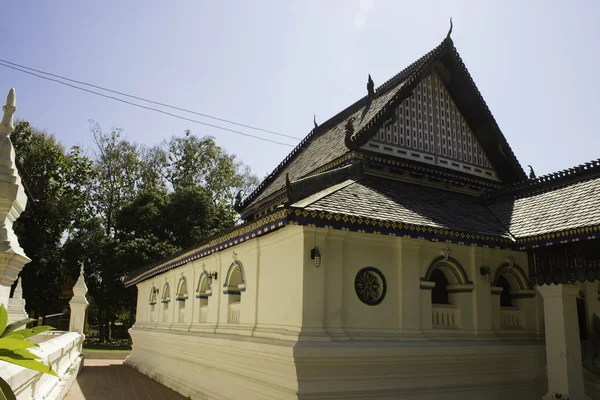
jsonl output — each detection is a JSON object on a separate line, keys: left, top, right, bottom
{"left": 516, "top": 225, "right": 600, "bottom": 248}
{"left": 287, "top": 209, "right": 514, "bottom": 249}
{"left": 125, "top": 210, "right": 289, "bottom": 287}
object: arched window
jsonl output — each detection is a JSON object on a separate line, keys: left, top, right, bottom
{"left": 161, "top": 282, "right": 170, "bottom": 303}
{"left": 223, "top": 259, "right": 245, "bottom": 324}
{"left": 148, "top": 286, "right": 157, "bottom": 322}
{"left": 196, "top": 273, "right": 211, "bottom": 323}
{"left": 149, "top": 286, "right": 157, "bottom": 305}
{"left": 176, "top": 276, "right": 188, "bottom": 301}
{"left": 161, "top": 282, "right": 170, "bottom": 323}
{"left": 176, "top": 276, "right": 188, "bottom": 323}
{"left": 431, "top": 268, "right": 450, "bottom": 305}
{"left": 497, "top": 275, "right": 512, "bottom": 307}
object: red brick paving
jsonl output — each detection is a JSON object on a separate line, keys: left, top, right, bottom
{"left": 65, "top": 360, "right": 187, "bottom": 400}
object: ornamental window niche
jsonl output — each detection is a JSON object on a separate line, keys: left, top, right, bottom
{"left": 354, "top": 267, "right": 387, "bottom": 306}
{"left": 161, "top": 281, "right": 171, "bottom": 323}
{"left": 196, "top": 271, "right": 212, "bottom": 323}
{"left": 423, "top": 255, "right": 471, "bottom": 330}
{"left": 149, "top": 285, "right": 158, "bottom": 322}
{"left": 175, "top": 275, "right": 188, "bottom": 323}
{"left": 223, "top": 253, "right": 245, "bottom": 324}
{"left": 492, "top": 263, "right": 533, "bottom": 330}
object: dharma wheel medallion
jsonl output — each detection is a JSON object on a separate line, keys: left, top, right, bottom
{"left": 354, "top": 267, "right": 386, "bottom": 306}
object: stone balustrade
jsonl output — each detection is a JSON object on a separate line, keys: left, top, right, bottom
{"left": 500, "top": 307, "right": 524, "bottom": 330}
{"left": 199, "top": 305, "right": 208, "bottom": 323}
{"left": 432, "top": 304, "right": 461, "bottom": 329}
{"left": 228, "top": 302, "right": 240, "bottom": 323}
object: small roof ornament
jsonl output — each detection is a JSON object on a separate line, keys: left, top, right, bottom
{"left": 527, "top": 165, "right": 536, "bottom": 179}
{"left": 367, "top": 74, "right": 375, "bottom": 97}
{"left": 313, "top": 114, "right": 319, "bottom": 129}
{"left": 447, "top": 17, "right": 453, "bottom": 39}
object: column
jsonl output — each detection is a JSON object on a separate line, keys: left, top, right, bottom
{"left": 419, "top": 281, "right": 435, "bottom": 330}
{"left": 538, "top": 284, "right": 590, "bottom": 400}
{"left": 323, "top": 231, "right": 348, "bottom": 339}
{"left": 69, "top": 264, "right": 89, "bottom": 335}
{"left": 490, "top": 286, "right": 503, "bottom": 331}
{"left": 398, "top": 238, "right": 423, "bottom": 337}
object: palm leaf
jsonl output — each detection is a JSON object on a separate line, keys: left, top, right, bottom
{"left": 5, "top": 326, "right": 54, "bottom": 340}
{"left": 0, "top": 319, "right": 35, "bottom": 339}
{"left": 0, "top": 338, "right": 35, "bottom": 351}
{"left": 0, "top": 376, "right": 15, "bottom": 400}
{"left": 0, "top": 306, "right": 8, "bottom": 336}
{"left": 0, "top": 350, "right": 56, "bottom": 377}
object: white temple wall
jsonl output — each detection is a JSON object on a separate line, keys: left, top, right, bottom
{"left": 128, "top": 226, "right": 548, "bottom": 399}
{"left": 255, "top": 226, "right": 305, "bottom": 337}
{"left": 339, "top": 233, "right": 399, "bottom": 336}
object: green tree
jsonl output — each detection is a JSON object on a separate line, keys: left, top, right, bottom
{"left": 160, "top": 132, "right": 259, "bottom": 208}
{"left": 11, "top": 121, "right": 93, "bottom": 319}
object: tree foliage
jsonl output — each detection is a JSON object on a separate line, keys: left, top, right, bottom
{"left": 11, "top": 121, "right": 94, "bottom": 317}
{"left": 14, "top": 121, "right": 259, "bottom": 342}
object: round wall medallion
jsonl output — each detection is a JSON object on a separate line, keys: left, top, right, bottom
{"left": 354, "top": 267, "right": 387, "bottom": 306}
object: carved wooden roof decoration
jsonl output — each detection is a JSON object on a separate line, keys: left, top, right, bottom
{"left": 238, "top": 34, "right": 526, "bottom": 219}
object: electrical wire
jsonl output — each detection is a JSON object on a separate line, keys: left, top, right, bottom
{"left": 0, "top": 58, "right": 301, "bottom": 141}
{"left": 0, "top": 61, "right": 297, "bottom": 148}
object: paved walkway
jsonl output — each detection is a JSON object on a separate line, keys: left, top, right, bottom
{"left": 65, "top": 360, "right": 187, "bottom": 400}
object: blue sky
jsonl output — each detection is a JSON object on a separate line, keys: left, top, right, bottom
{"left": 0, "top": 1, "right": 598, "bottom": 180}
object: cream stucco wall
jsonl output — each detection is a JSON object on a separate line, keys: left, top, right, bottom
{"left": 128, "top": 225, "right": 549, "bottom": 399}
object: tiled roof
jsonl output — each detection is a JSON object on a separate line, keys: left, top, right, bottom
{"left": 301, "top": 176, "right": 511, "bottom": 239}
{"left": 241, "top": 35, "right": 527, "bottom": 216}
{"left": 250, "top": 82, "right": 409, "bottom": 206}
{"left": 486, "top": 175, "right": 600, "bottom": 239}
{"left": 239, "top": 38, "right": 452, "bottom": 215}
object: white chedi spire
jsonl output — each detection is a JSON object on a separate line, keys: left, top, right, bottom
{"left": 7, "top": 276, "right": 27, "bottom": 323}
{"left": 69, "top": 263, "right": 89, "bottom": 335}
{"left": 0, "top": 88, "right": 30, "bottom": 290}
{"left": 0, "top": 88, "right": 16, "bottom": 137}
{"left": 13, "top": 276, "right": 23, "bottom": 300}
{"left": 71, "top": 263, "right": 88, "bottom": 302}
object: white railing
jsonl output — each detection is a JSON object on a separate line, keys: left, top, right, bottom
{"left": 501, "top": 307, "right": 523, "bottom": 330}
{"left": 199, "top": 305, "right": 208, "bottom": 323}
{"left": 228, "top": 302, "right": 240, "bottom": 323}
{"left": 432, "top": 304, "right": 461, "bottom": 329}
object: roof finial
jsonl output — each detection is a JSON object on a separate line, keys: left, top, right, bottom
{"left": 313, "top": 114, "right": 319, "bottom": 129}
{"left": 367, "top": 74, "right": 374, "bottom": 97}
{"left": 527, "top": 165, "right": 536, "bottom": 179}
{"left": 447, "top": 17, "right": 453, "bottom": 39}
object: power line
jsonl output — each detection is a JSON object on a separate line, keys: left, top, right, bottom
{"left": 0, "top": 58, "right": 302, "bottom": 141}
{"left": 0, "top": 61, "right": 296, "bottom": 148}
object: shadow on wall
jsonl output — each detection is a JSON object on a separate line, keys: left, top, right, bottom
{"left": 71, "top": 361, "right": 186, "bottom": 400}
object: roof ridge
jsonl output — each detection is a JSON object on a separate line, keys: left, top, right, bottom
{"left": 485, "top": 157, "right": 600, "bottom": 201}
{"left": 446, "top": 43, "right": 526, "bottom": 180}
{"left": 238, "top": 37, "right": 452, "bottom": 212}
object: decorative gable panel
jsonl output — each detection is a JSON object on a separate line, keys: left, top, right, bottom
{"left": 364, "top": 71, "right": 499, "bottom": 181}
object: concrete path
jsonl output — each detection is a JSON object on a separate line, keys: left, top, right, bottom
{"left": 65, "top": 360, "right": 187, "bottom": 400}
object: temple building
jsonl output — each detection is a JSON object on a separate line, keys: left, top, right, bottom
{"left": 124, "top": 29, "right": 600, "bottom": 400}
